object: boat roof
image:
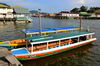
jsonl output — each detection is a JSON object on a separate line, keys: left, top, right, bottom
{"left": 23, "top": 26, "right": 80, "bottom": 33}
{"left": 26, "top": 31, "right": 94, "bottom": 45}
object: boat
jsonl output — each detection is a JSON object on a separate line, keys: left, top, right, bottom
{"left": 0, "top": 26, "right": 81, "bottom": 49}
{"left": 11, "top": 30, "right": 96, "bottom": 60}
{"left": 0, "top": 39, "right": 29, "bottom": 49}
{"left": 22, "top": 26, "right": 82, "bottom": 37}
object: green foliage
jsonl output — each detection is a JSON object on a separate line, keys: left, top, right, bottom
{"left": 70, "top": 6, "right": 100, "bottom": 13}
{"left": 88, "top": 7, "right": 100, "bottom": 13}
{"left": 70, "top": 8, "right": 79, "bottom": 12}
{"left": 79, "top": 6, "right": 88, "bottom": 12}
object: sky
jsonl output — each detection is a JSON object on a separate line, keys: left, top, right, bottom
{"left": 0, "top": 0, "right": 100, "bottom": 13}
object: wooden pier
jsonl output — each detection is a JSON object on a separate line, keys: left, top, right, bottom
{"left": 0, "top": 47, "right": 23, "bottom": 66}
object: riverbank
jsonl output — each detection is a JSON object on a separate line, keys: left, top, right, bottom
{"left": 31, "top": 15, "right": 100, "bottom": 20}
{"left": 0, "top": 47, "right": 23, "bottom": 66}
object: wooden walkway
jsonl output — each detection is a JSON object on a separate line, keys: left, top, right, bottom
{"left": 0, "top": 47, "right": 23, "bottom": 66}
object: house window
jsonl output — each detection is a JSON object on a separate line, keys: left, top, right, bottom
{"left": 0, "top": 7, "right": 6, "bottom": 10}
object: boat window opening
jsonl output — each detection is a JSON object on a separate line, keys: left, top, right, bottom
{"left": 26, "top": 35, "right": 30, "bottom": 37}
{"left": 49, "top": 41, "right": 59, "bottom": 49}
{"left": 80, "top": 36, "right": 87, "bottom": 41}
{"left": 28, "top": 43, "right": 48, "bottom": 52}
{"left": 72, "top": 38, "right": 79, "bottom": 43}
{"left": 61, "top": 39, "right": 69, "bottom": 46}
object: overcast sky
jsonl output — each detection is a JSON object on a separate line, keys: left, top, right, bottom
{"left": 0, "top": 0, "right": 99, "bottom": 13}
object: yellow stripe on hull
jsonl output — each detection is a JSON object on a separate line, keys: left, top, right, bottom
{"left": 0, "top": 39, "right": 27, "bottom": 47}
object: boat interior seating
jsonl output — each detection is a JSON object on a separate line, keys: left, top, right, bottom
{"left": 28, "top": 39, "right": 74, "bottom": 52}
{"left": 10, "top": 39, "right": 26, "bottom": 44}
{"left": 28, "top": 35, "right": 93, "bottom": 52}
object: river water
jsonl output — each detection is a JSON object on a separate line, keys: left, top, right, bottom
{"left": 0, "top": 17, "right": 100, "bottom": 66}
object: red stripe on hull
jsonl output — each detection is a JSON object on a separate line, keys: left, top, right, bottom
{"left": 15, "top": 40, "right": 96, "bottom": 60}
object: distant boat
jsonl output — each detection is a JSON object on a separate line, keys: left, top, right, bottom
{"left": 0, "top": 26, "right": 81, "bottom": 49}
{"left": 22, "top": 26, "right": 82, "bottom": 37}
{"left": 11, "top": 31, "right": 96, "bottom": 60}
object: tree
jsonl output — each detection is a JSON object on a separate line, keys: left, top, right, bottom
{"left": 79, "top": 6, "right": 88, "bottom": 12}
{"left": 95, "top": 9, "right": 100, "bottom": 13}
{"left": 70, "top": 8, "right": 79, "bottom": 12}
{"left": 87, "top": 7, "right": 95, "bottom": 13}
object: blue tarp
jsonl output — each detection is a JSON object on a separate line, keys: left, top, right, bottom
{"left": 23, "top": 26, "right": 80, "bottom": 33}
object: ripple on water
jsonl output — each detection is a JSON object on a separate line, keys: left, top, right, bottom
{"left": 0, "top": 18, "right": 100, "bottom": 66}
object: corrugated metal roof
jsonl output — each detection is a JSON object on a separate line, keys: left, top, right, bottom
{"left": 23, "top": 26, "right": 80, "bottom": 33}
{"left": 11, "top": 5, "right": 25, "bottom": 8}
{"left": 14, "top": 8, "right": 30, "bottom": 14}
{"left": 0, "top": 4, "right": 9, "bottom": 7}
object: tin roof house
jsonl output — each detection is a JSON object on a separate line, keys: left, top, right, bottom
{"left": 12, "top": 5, "right": 32, "bottom": 22}
{"left": 55, "top": 11, "right": 79, "bottom": 19}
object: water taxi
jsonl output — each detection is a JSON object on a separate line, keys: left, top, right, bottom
{"left": 0, "top": 26, "right": 81, "bottom": 49}
{"left": 11, "top": 31, "right": 96, "bottom": 60}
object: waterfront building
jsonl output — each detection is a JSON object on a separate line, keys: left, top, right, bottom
{"left": 55, "top": 11, "right": 79, "bottom": 19}
{"left": 56, "top": 11, "right": 79, "bottom": 17}
{"left": 0, "top": 3, "right": 13, "bottom": 18}
{"left": 79, "top": 12, "right": 100, "bottom": 19}
{"left": 11, "top": 5, "right": 30, "bottom": 18}
{"left": 11, "top": 5, "right": 32, "bottom": 22}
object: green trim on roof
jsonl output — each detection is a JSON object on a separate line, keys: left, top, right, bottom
{"left": 11, "top": 5, "right": 26, "bottom": 8}
{"left": 0, "top": 4, "right": 9, "bottom": 7}
{"left": 80, "top": 12, "right": 87, "bottom": 14}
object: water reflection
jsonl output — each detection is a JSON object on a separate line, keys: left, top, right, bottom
{"left": 20, "top": 44, "right": 94, "bottom": 66}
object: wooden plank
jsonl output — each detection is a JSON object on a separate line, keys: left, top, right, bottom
{"left": 0, "top": 47, "right": 8, "bottom": 52}
{"left": 0, "top": 51, "right": 12, "bottom": 57}
{"left": 0, "top": 58, "right": 9, "bottom": 66}
{"left": 5, "top": 55, "right": 23, "bottom": 66}
{"left": 0, "top": 47, "right": 12, "bottom": 57}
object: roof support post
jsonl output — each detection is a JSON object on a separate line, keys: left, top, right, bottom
{"left": 31, "top": 44, "right": 33, "bottom": 53}
{"left": 47, "top": 42, "right": 48, "bottom": 49}
{"left": 59, "top": 40, "right": 61, "bottom": 47}
{"left": 78, "top": 37, "right": 80, "bottom": 42}
{"left": 69, "top": 38, "right": 71, "bottom": 44}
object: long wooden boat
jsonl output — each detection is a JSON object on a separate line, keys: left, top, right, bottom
{"left": 22, "top": 26, "right": 82, "bottom": 37}
{"left": 0, "top": 39, "right": 28, "bottom": 49}
{"left": 11, "top": 31, "right": 96, "bottom": 60}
